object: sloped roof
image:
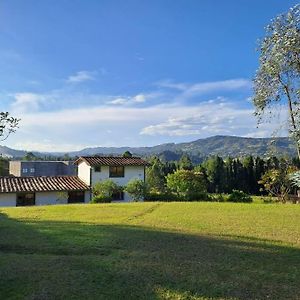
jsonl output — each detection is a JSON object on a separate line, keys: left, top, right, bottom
{"left": 74, "top": 156, "right": 150, "bottom": 167}
{"left": 0, "top": 176, "right": 89, "bottom": 193}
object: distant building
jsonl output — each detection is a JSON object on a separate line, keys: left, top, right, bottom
{"left": 9, "top": 161, "right": 76, "bottom": 177}
{"left": 0, "top": 176, "right": 90, "bottom": 207}
{"left": 75, "top": 156, "right": 149, "bottom": 202}
{"left": 0, "top": 156, "right": 149, "bottom": 206}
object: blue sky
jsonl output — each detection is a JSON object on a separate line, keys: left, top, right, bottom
{"left": 0, "top": 0, "right": 298, "bottom": 152}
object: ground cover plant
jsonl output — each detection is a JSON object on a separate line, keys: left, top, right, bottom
{"left": 0, "top": 202, "right": 300, "bottom": 299}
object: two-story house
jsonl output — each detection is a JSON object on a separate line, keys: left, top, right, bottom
{"left": 0, "top": 156, "right": 149, "bottom": 206}
{"left": 75, "top": 156, "right": 149, "bottom": 202}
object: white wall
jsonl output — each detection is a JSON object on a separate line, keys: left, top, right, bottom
{"left": 84, "top": 190, "right": 91, "bottom": 203}
{"left": 0, "top": 193, "right": 16, "bottom": 207}
{"left": 36, "top": 191, "right": 91, "bottom": 205}
{"left": 36, "top": 192, "right": 69, "bottom": 205}
{"left": 0, "top": 191, "right": 91, "bottom": 207}
{"left": 91, "top": 165, "right": 145, "bottom": 202}
{"left": 9, "top": 161, "right": 21, "bottom": 176}
{"left": 77, "top": 161, "right": 91, "bottom": 185}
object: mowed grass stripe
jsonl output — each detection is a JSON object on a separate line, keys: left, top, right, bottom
{"left": 0, "top": 202, "right": 299, "bottom": 299}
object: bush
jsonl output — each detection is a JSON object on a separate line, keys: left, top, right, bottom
{"left": 125, "top": 179, "right": 148, "bottom": 201}
{"left": 227, "top": 190, "right": 253, "bottom": 203}
{"left": 184, "top": 192, "right": 211, "bottom": 201}
{"left": 92, "top": 180, "right": 122, "bottom": 204}
{"left": 210, "top": 193, "right": 226, "bottom": 202}
{"left": 91, "top": 194, "right": 112, "bottom": 203}
{"left": 145, "top": 192, "right": 211, "bottom": 202}
{"left": 166, "top": 169, "right": 207, "bottom": 201}
{"left": 145, "top": 192, "right": 179, "bottom": 202}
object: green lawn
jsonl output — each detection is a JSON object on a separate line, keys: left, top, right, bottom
{"left": 0, "top": 202, "right": 300, "bottom": 300}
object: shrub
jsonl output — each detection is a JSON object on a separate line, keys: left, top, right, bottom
{"left": 125, "top": 179, "right": 148, "bottom": 201}
{"left": 92, "top": 180, "right": 121, "bottom": 204}
{"left": 184, "top": 192, "right": 211, "bottom": 202}
{"left": 166, "top": 169, "right": 207, "bottom": 201}
{"left": 145, "top": 192, "right": 179, "bottom": 202}
{"left": 210, "top": 193, "right": 226, "bottom": 202}
{"left": 227, "top": 190, "right": 253, "bottom": 203}
{"left": 91, "top": 194, "right": 112, "bottom": 203}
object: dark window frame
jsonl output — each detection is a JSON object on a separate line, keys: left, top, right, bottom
{"left": 112, "top": 191, "right": 124, "bottom": 201}
{"left": 68, "top": 191, "right": 85, "bottom": 203}
{"left": 109, "top": 166, "right": 124, "bottom": 178}
{"left": 16, "top": 192, "right": 35, "bottom": 206}
{"left": 94, "top": 165, "right": 101, "bottom": 172}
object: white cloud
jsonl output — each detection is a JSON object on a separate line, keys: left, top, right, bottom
{"left": 133, "top": 94, "right": 146, "bottom": 103}
{"left": 107, "top": 93, "right": 147, "bottom": 105}
{"left": 13, "top": 140, "right": 87, "bottom": 152}
{"left": 5, "top": 77, "right": 283, "bottom": 152}
{"left": 67, "top": 70, "right": 96, "bottom": 83}
{"left": 108, "top": 98, "right": 128, "bottom": 105}
{"left": 140, "top": 101, "right": 284, "bottom": 137}
{"left": 6, "top": 98, "right": 285, "bottom": 152}
{"left": 11, "top": 93, "right": 45, "bottom": 113}
{"left": 157, "top": 78, "right": 252, "bottom": 98}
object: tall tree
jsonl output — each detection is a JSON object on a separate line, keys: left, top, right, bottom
{"left": 178, "top": 154, "right": 193, "bottom": 170}
{"left": 146, "top": 157, "right": 166, "bottom": 193}
{"left": 252, "top": 5, "right": 300, "bottom": 158}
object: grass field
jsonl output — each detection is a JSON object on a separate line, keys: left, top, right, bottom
{"left": 0, "top": 202, "right": 300, "bottom": 299}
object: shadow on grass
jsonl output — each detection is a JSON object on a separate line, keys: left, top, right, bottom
{"left": 0, "top": 212, "right": 299, "bottom": 300}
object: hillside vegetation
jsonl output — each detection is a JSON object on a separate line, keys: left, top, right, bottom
{"left": 0, "top": 202, "right": 300, "bottom": 299}
{"left": 0, "top": 135, "right": 296, "bottom": 159}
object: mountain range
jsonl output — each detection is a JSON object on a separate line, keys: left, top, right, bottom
{"left": 0, "top": 135, "right": 296, "bottom": 161}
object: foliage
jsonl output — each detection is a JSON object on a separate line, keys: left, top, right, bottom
{"left": 145, "top": 192, "right": 179, "bottom": 202}
{"left": 0, "top": 112, "right": 20, "bottom": 141}
{"left": 259, "top": 165, "right": 296, "bottom": 202}
{"left": 289, "top": 170, "right": 300, "bottom": 188}
{"left": 178, "top": 154, "right": 193, "bottom": 170}
{"left": 125, "top": 179, "right": 147, "bottom": 201}
{"left": 227, "top": 190, "right": 253, "bottom": 203}
{"left": 92, "top": 180, "right": 121, "bottom": 203}
{"left": 122, "top": 151, "right": 133, "bottom": 158}
{"left": 202, "top": 156, "right": 225, "bottom": 193}
{"left": 252, "top": 5, "right": 300, "bottom": 158}
{"left": 23, "top": 152, "right": 38, "bottom": 161}
{"left": 91, "top": 194, "right": 112, "bottom": 203}
{"left": 146, "top": 157, "right": 166, "bottom": 193}
{"left": 166, "top": 169, "right": 207, "bottom": 201}
{"left": 210, "top": 193, "right": 226, "bottom": 202}
{"left": 0, "top": 158, "right": 9, "bottom": 176}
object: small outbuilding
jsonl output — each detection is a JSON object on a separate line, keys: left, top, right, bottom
{"left": 0, "top": 176, "right": 90, "bottom": 207}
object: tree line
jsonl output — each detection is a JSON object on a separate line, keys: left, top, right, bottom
{"left": 146, "top": 154, "right": 300, "bottom": 197}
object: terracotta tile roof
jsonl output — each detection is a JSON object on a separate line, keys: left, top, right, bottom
{"left": 0, "top": 176, "right": 89, "bottom": 193}
{"left": 74, "top": 156, "right": 150, "bottom": 167}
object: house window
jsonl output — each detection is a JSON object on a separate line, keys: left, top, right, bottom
{"left": 22, "top": 168, "right": 28, "bottom": 173}
{"left": 68, "top": 191, "right": 85, "bottom": 203}
{"left": 16, "top": 193, "right": 35, "bottom": 206}
{"left": 30, "top": 168, "right": 35, "bottom": 173}
{"left": 112, "top": 191, "right": 124, "bottom": 201}
{"left": 94, "top": 165, "right": 101, "bottom": 172}
{"left": 109, "top": 166, "right": 124, "bottom": 178}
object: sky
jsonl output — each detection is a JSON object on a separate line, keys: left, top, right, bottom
{"left": 0, "top": 0, "right": 298, "bottom": 152}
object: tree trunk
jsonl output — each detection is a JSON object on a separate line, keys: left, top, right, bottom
{"left": 283, "top": 84, "right": 300, "bottom": 160}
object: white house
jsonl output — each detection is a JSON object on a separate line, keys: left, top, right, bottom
{"left": 75, "top": 156, "right": 149, "bottom": 202}
{"left": 0, "top": 155, "right": 149, "bottom": 206}
{"left": 0, "top": 176, "right": 90, "bottom": 207}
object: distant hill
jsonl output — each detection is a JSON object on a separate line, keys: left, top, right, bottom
{"left": 69, "top": 135, "right": 296, "bottom": 159}
{"left": 0, "top": 146, "right": 27, "bottom": 158}
{"left": 0, "top": 135, "right": 296, "bottom": 161}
